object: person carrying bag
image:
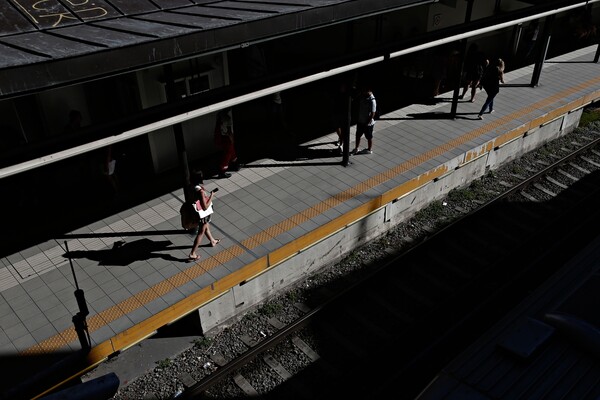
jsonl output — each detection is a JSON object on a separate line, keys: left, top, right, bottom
{"left": 188, "top": 185, "right": 221, "bottom": 260}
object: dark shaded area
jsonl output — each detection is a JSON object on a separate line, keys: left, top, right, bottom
{"left": 153, "top": 312, "right": 203, "bottom": 339}
{"left": 1, "top": 1, "right": 595, "bottom": 260}
{"left": 220, "top": 167, "right": 600, "bottom": 400}
{"left": 64, "top": 238, "right": 188, "bottom": 266}
{"left": 0, "top": 3, "right": 597, "bottom": 399}
{"left": 405, "top": 111, "right": 456, "bottom": 120}
{"left": 40, "top": 373, "right": 119, "bottom": 400}
{"left": 269, "top": 142, "right": 344, "bottom": 163}
{"left": 1, "top": 350, "right": 89, "bottom": 399}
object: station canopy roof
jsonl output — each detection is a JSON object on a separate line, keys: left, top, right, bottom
{"left": 0, "top": 0, "right": 435, "bottom": 99}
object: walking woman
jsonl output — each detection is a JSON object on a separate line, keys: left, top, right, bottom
{"left": 214, "top": 109, "right": 238, "bottom": 179}
{"left": 459, "top": 43, "right": 487, "bottom": 102}
{"left": 477, "top": 58, "right": 505, "bottom": 120}
{"left": 189, "top": 185, "right": 220, "bottom": 260}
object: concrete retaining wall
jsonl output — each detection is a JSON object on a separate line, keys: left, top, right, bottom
{"left": 198, "top": 108, "right": 584, "bottom": 334}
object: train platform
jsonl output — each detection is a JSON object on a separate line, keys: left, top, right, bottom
{"left": 2, "top": 45, "right": 600, "bottom": 398}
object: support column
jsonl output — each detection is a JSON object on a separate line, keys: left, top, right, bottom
{"left": 342, "top": 83, "right": 352, "bottom": 167}
{"left": 450, "top": 0, "right": 474, "bottom": 118}
{"left": 531, "top": 15, "right": 554, "bottom": 87}
{"left": 164, "top": 65, "right": 193, "bottom": 202}
{"left": 341, "top": 24, "right": 355, "bottom": 167}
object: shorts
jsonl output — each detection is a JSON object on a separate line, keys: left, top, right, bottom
{"left": 200, "top": 215, "right": 212, "bottom": 225}
{"left": 356, "top": 123, "right": 374, "bottom": 140}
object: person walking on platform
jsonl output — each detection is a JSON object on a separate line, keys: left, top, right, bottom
{"left": 189, "top": 185, "right": 220, "bottom": 260}
{"left": 351, "top": 87, "right": 376, "bottom": 155}
{"left": 477, "top": 58, "right": 505, "bottom": 120}
{"left": 214, "top": 109, "right": 238, "bottom": 179}
{"left": 459, "top": 43, "right": 487, "bottom": 102}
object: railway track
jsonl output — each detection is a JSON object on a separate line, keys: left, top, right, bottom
{"left": 173, "top": 130, "right": 600, "bottom": 400}
{"left": 105, "top": 126, "right": 600, "bottom": 400}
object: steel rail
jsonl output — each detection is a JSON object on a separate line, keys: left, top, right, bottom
{"left": 177, "top": 133, "right": 600, "bottom": 399}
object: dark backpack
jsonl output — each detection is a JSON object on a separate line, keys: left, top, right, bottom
{"left": 482, "top": 66, "right": 498, "bottom": 87}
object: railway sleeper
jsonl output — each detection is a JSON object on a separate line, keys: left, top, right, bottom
{"left": 546, "top": 175, "right": 568, "bottom": 189}
{"left": 233, "top": 373, "right": 259, "bottom": 396}
{"left": 580, "top": 155, "right": 600, "bottom": 168}
{"left": 569, "top": 161, "right": 591, "bottom": 174}
{"left": 533, "top": 182, "right": 557, "bottom": 197}
{"left": 557, "top": 168, "right": 578, "bottom": 181}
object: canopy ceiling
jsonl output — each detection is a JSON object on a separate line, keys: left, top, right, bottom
{"left": 0, "top": 0, "right": 434, "bottom": 99}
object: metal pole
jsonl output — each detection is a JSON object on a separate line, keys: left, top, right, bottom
{"left": 65, "top": 241, "right": 79, "bottom": 290}
{"left": 164, "top": 65, "right": 193, "bottom": 202}
{"left": 65, "top": 241, "right": 91, "bottom": 350}
{"left": 342, "top": 86, "right": 351, "bottom": 167}
{"left": 531, "top": 15, "right": 554, "bottom": 87}
{"left": 451, "top": 39, "right": 467, "bottom": 118}
{"left": 512, "top": 23, "right": 524, "bottom": 57}
{"left": 341, "top": 25, "right": 355, "bottom": 167}
{"left": 451, "top": 0, "right": 474, "bottom": 118}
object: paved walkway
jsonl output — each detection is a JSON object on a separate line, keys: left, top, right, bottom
{"left": 1, "top": 46, "right": 599, "bottom": 397}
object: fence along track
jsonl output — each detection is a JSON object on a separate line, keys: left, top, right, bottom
{"left": 180, "top": 132, "right": 600, "bottom": 400}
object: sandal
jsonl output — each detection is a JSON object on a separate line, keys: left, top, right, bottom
{"left": 211, "top": 239, "right": 221, "bottom": 247}
{"left": 188, "top": 254, "right": 199, "bottom": 260}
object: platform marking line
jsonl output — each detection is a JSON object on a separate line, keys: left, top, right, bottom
{"left": 22, "top": 73, "right": 600, "bottom": 356}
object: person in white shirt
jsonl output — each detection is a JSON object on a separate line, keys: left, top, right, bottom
{"left": 351, "top": 87, "right": 376, "bottom": 155}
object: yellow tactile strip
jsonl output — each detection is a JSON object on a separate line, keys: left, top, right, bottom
{"left": 21, "top": 75, "right": 600, "bottom": 371}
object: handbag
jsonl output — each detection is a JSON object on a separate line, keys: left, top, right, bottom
{"left": 180, "top": 202, "right": 199, "bottom": 230}
{"left": 195, "top": 200, "right": 214, "bottom": 219}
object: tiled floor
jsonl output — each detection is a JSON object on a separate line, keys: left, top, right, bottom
{"left": 1, "top": 45, "right": 599, "bottom": 394}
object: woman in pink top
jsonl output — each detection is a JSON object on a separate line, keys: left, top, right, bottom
{"left": 189, "top": 185, "right": 220, "bottom": 260}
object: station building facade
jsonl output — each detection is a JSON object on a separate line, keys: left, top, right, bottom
{"left": 0, "top": 0, "right": 598, "bottom": 254}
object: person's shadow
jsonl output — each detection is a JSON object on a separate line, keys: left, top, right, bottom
{"left": 270, "top": 141, "right": 342, "bottom": 162}
{"left": 64, "top": 238, "right": 188, "bottom": 266}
